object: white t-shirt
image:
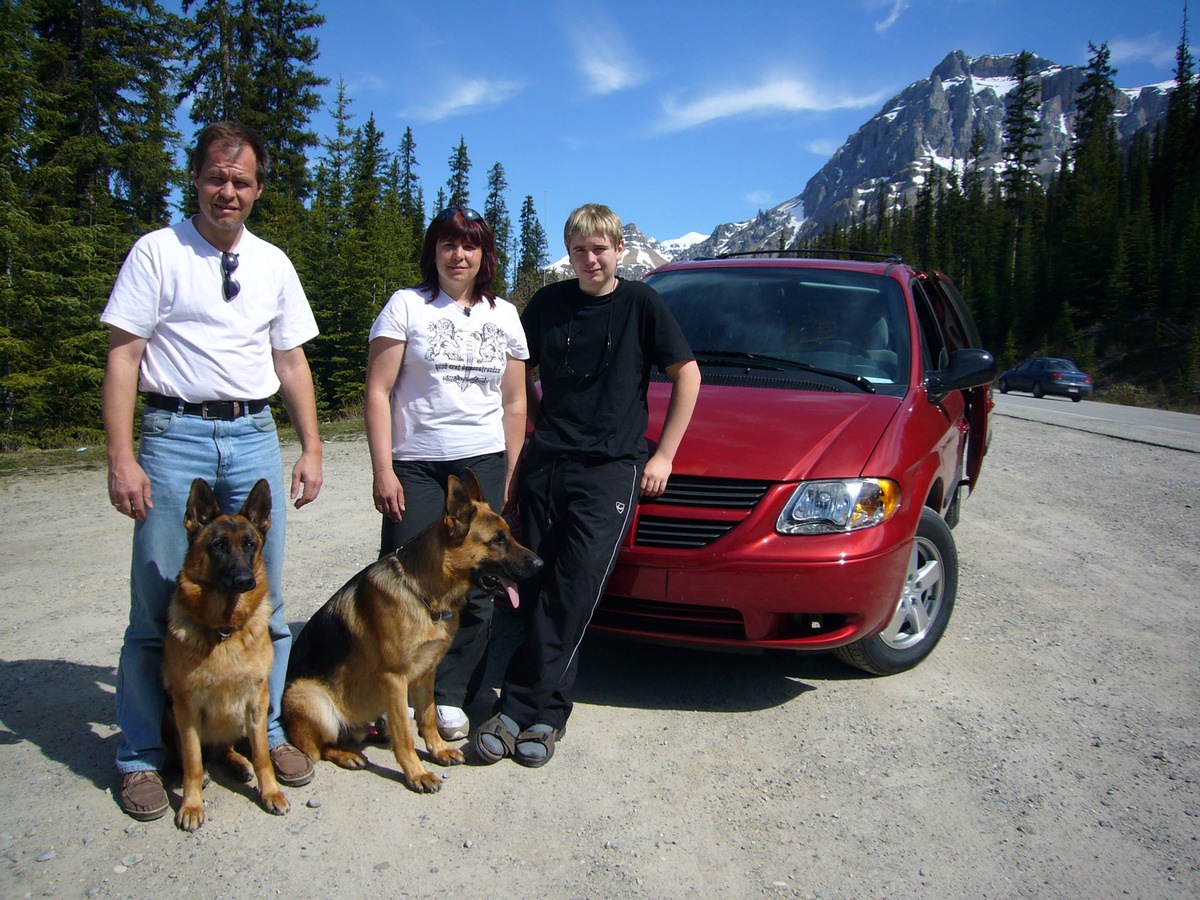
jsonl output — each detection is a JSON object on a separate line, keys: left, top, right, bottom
{"left": 101, "top": 218, "right": 318, "bottom": 401}
{"left": 369, "top": 287, "right": 529, "bottom": 461}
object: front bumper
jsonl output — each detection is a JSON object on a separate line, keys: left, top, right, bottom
{"left": 596, "top": 508, "right": 914, "bottom": 650}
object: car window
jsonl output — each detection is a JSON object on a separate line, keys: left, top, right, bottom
{"left": 927, "top": 274, "right": 982, "bottom": 349}
{"left": 911, "top": 279, "right": 947, "bottom": 370}
{"left": 645, "top": 266, "right": 911, "bottom": 390}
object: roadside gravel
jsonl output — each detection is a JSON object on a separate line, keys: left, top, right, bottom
{"left": 1, "top": 411, "right": 1197, "bottom": 898}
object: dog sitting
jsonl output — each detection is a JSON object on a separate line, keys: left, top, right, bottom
{"left": 162, "top": 478, "right": 287, "bottom": 831}
{"left": 282, "top": 469, "right": 542, "bottom": 792}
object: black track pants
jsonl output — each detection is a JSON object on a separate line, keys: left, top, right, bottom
{"left": 498, "top": 455, "right": 640, "bottom": 730}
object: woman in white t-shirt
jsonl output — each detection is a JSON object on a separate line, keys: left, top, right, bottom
{"left": 364, "top": 207, "right": 529, "bottom": 741}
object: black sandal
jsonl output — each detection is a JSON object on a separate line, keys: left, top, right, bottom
{"left": 473, "top": 713, "right": 518, "bottom": 764}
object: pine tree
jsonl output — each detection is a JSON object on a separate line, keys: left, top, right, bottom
{"left": 300, "top": 82, "right": 356, "bottom": 413}
{"left": 32, "top": 0, "right": 182, "bottom": 230}
{"left": 484, "top": 162, "right": 511, "bottom": 296}
{"left": 180, "top": 0, "right": 325, "bottom": 242}
{"left": 241, "top": 0, "right": 325, "bottom": 206}
{"left": 11, "top": 0, "right": 182, "bottom": 444}
{"left": 1055, "top": 41, "right": 1121, "bottom": 331}
{"left": 512, "top": 194, "right": 548, "bottom": 308}
{"left": 1002, "top": 50, "right": 1041, "bottom": 203}
{"left": 395, "top": 126, "right": 422, "bottom": 224}
{"left": 179, "top": 0, "right": 253, "bottom": 125}
{"left": 446, "top": 136, "right": 470, "bottom": 208}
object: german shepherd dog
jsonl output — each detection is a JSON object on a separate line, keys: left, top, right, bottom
{"left": 282, "top": 469, "right": 541, "bottom": 792}
{"left": 162, "top": 478, "right": 287, "bottom": 831}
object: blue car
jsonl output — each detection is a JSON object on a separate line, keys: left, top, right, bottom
{"left": 998, "top": 357, "right": 1093, "bottom": 401}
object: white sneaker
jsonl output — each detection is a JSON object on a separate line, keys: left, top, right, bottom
{"left": 436, "top": 705, "right": 469, "bottom": 741}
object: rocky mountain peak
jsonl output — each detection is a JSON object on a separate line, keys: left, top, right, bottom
{"left": 678, "top": 50, "right": 1172, "bottom": 261}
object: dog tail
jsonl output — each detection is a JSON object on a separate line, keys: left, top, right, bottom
{"left": 281, "top": 679, "right": 347, "bottom": 759}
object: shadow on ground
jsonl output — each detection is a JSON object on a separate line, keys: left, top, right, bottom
{"left": 0, "top": 658, "right": 120, "bottom": 788}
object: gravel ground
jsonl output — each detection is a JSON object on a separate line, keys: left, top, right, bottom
{"left": 1, "top": 411, "right": 1198, "bottom": 899}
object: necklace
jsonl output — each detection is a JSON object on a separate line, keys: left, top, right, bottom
{"left": 564, "top": 293, "right": 615, "bottom": 380}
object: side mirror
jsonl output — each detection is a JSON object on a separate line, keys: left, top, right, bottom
{"left": 926, "top": 348, "right": 995, "bottom": 404}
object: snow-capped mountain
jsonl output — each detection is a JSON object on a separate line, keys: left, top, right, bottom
{"left": 678, "top": 50, "right": 1173, "bottom": 259}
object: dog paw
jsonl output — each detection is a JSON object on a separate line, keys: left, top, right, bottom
{"left": 406, "top": 770, "right": 443, "bottom": 793}
{"left": 325, "top": 747, "right": 368, "bottom": 770}
{"left": 221, "top": 749, "right": 254, "bottom": 782}
{"left": 175, "top": 803, "right": 205, "bottom": 832}
{"left": 431, "top": 747, "right": 466, "bottom": 767}
{"left": 260, "top": 788, "right": 290, "bottom": 816}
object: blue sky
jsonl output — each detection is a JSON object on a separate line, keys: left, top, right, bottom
{"left": 308, "top": 0, "right": 1188, "bottom": 245}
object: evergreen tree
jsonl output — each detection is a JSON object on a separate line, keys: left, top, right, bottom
{"left": 241, "top": 0, "right": 325, "bottom": 206}
{"left": 512, "top": 194, "right": 548, "bottom": 308}
{"left": 300, "top": 81, "right": 356, "bottom": 413}
{"left": 179, "top": 0, "right": 253, "bottom": 126}
{"left": 9, "top": 0, "right": 182, "bottom": 445}
{"left": 395, "top": 126, "right": 422, "bottom": 224}
{"left": 1002, "top": 50, "right": 1041, "bottom": 203}
{"left": 484, "top": 162, "right": 511, "bottom": 296}
{"left": 446, "top": 136, "right": 470, "bottom": 208}
{"left": 180, "top": 0, "right": 324, "bottom": 242}
{"left": 32, "top": 0, "right": 182, "bottom": 230}
{"left": 1055, "top": 41, "right": 1121, "bottom": 331}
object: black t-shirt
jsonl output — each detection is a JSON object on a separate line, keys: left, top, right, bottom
{"left": 522, "top": 278, "right": 693, "bottom": 463}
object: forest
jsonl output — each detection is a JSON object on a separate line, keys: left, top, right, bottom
{"left": 1, "top": 1, "right": 1198, "bottom": 450}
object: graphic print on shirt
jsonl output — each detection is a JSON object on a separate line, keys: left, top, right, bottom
{"left": 424, "top": 316, "right": 509, "bottom": 391}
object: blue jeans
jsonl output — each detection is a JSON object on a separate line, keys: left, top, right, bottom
{"left": 115, "top": 405, "right": 292, "bottom": 773}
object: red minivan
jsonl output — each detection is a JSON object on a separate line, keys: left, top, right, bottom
{"left": 594, "top": 252, "right": 995, "bottom": 674}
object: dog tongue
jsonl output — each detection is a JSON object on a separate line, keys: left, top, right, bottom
{"left": 499, "top": 576, "right": 520, "bottom": 609}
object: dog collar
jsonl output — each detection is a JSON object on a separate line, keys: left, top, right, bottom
{"left": 415, "top": 592, "right": 453, "bottom": 623}
{"left": 397, "top": 564, "right": 455, "bottom": 623}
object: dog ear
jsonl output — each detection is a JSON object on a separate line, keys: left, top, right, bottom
{"left": 458, "top": 467, "right": 485, "bottom": 502}
{"left": 443, "top": 474, "right": 478, "bottom": 542}
{"left": 239, "top": 479, "right": 273, "bottom": 534}
{"left": 184, "top": 478, "right": 221, "bottom": 534}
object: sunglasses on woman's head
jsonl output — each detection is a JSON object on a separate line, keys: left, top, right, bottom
{"left": 433, "top": 206, "right": 485, "bottom": 224}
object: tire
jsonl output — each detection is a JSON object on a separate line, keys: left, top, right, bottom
{"left": 1071, "top": 394, "right": 1082, "bottom": 402}
{"left": 834, "top": 508, "right": 958, "bottom": 675}
{"left": 1032, "top": 382, "right": 1044, "bottom": 398}
{"left": 998, "top": 378, "right": 1009, "bottom": 394}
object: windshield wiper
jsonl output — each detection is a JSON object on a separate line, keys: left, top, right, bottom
{"left": 693, "top": 350, "right": 876, "bottom": 393}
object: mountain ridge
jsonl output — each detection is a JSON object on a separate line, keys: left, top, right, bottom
{"left": 676, "top": 50, "right": 1172, "bottom": 260}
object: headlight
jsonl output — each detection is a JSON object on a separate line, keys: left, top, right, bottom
{"left": 776, "top": 479, "right": 901, "bottom": 534}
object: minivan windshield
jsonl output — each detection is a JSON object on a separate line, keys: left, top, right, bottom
{"left": 644, "top": 266, "right": 911, "bottom": 392}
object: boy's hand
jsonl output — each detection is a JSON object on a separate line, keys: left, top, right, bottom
{"left": 641, "top": 453, "right": 672, "bottom": 497}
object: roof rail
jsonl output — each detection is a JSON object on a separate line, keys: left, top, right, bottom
{"left": 711, "top": 248, "right": 905, "bottom": 264}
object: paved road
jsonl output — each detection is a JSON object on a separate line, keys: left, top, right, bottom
{"left": 992, "top": 392, "right": 1200, "bottom": 453}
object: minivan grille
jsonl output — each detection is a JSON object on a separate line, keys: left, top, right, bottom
{"left": 658, "top": 476, "right": 772, "bottom": 508}
{"left": 633, "top": 476, "right": 773, "bottom": 548}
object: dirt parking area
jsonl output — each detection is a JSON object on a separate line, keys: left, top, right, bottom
{"left": 1, "top": 411, "right": 1198, "bottom": 898}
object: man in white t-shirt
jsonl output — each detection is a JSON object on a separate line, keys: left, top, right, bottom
{"left": 101, "top": 122, "right": 323, "bottom": 822}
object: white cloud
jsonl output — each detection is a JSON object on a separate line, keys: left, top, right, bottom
{"left": 406, "top": 78, "right": 523, "bottom": 122}
{"left": 565, "top": 14, "right": 646, "bottom": 94}
{"left": 656, "top": 75, "right": 887, "bottom": 133}
{"left": 805, "top": 138, "right": 841, "bottom": 156}
{"left": 745, "top": 190, "right": 773, "bottom": 207}
{"left": 1109, "top": 34, "right": 1184, "bottom": 71}
{"left": 874, "top": 0, "right": 910, "bottom": 35}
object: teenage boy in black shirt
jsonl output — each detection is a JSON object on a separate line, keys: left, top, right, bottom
{"left": 475, "top": 204, "right": 700, "bottom": 767}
